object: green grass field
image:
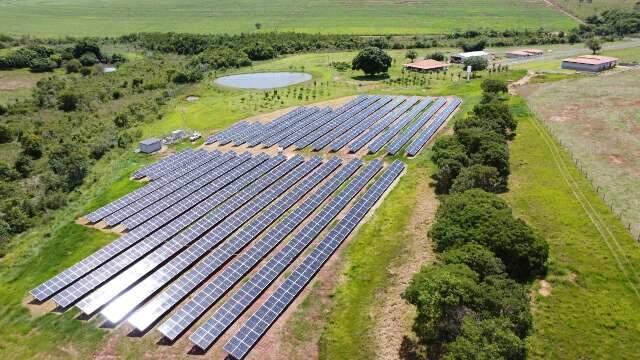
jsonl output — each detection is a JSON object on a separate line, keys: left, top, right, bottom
{"left": 553, "top": 0, "right": 638, "bottom": 19}
{"left": 0, "top": 0, "right": 576, "bottom": 36}
{"left": 506, "top": 97, "right": 640, "bottom": 359}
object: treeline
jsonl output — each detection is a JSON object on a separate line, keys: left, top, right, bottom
{"left": 403, "top": 80, "right": 549, "bottom": 359}
{"left": 579, "top": 9, "right": 640, "bottom": 38}
{"left": 0, "top": 39, "right": 126, "bottom": 72}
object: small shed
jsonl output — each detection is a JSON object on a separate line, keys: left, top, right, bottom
{"left": 404, "top": 59, "right": 450, "bottom": 72}
{"left": 450, "top": 51, "right": 492, "bottom": 64}
{"left": 172, "top": 129, "right": 186, "bottom": 140}
{"left": 561, "top": 55, "right": 618, "bottom": 72}
{"left": 140, "top": 138, "right": 161, "bottom": 153}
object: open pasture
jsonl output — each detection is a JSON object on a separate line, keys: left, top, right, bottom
{"left": 0, "top": 0, "right": 576, "bottom": 36}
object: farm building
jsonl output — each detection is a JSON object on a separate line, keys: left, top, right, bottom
{"left": 139, "top": 138, "right": 161, "bottom": 153}
{"left": 450, "top": 51, "right": 492, "bottom": 63}
{"left": 505, "top": 48, "right": 544, "bottom": 58}
{"left": 561, "top": 55, "right": 618, "bottom": 72}
{"left": 404, "top": 59, "right": 450, "bottom": 72}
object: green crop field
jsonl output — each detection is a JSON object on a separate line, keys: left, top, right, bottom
{"left": 0, "top": 0, "right": 577, "bottom": 36}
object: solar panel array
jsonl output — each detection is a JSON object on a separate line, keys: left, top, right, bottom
{"left": 223, "top": 160, "right": 405, "bottom": 359}
{"left": 30, "top": 92, "right": 463, "bottom": 357}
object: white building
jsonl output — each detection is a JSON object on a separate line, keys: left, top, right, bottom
{"left": 450, "top": 51, "right": 492, "bottom": 63}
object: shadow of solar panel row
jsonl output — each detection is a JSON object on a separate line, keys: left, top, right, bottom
{"left": 386, "top": 98, "right": 447, "bottom": 156}
{"left": 293, "top": 95, "right": 381, "bottom": 150}
{"left": 52, "top": 154, "right": 282, "bottom": 309}
{"left": 205, "top": 121, "right": 251, "bottom": 145}
{"left": 32, "top": 153, "right": 265, "bottom": 304}
{"left": 85, "top": 151, "right": 222, "bottom": 223}
{"left": 348, "top": 96, "right": 421, "bottom": 153}
{"left": 311, "top": 96, "right": 394, "bottom": 151}
{"left": 230, "top": 107, "right": 308, "bottom": 146}
{"left": 103, "top": 152, "right": 238, "bottom": 228}
{"left": 328, "top": 96, "right": 409, "bottom": 152}
{"left": 367, "top": 97, "right": 433, "bottom": 154}
{"left": 406, "top": 98, "right": 462, "bottom": 157}
{"left": 132, "top": 149, "right": 194, "bottom": 179}
{"left": 276, "top": 95, "right": 370, "bottom": 149}
{"left": 188, "top": 159, "right": 382, "bottom": 350}
{"left": 144, "top": 150, "right": 209, "bottom": 181}
{"left": 244, "top": 107, "right": 321, "bottom": 147}
{"left": 224, "top": 160, "right": 405, "bottom": 359}
{"left": 129, "top": 157, "right": 345, "bottom": 332}
{"left": 78, "top": 155, "right": 305, "bottom": 316}
{"left": 100, "top": 156, "right": 324, "bottom": 324}
{"left": 157, "top": 158, "right": 361, "bottom": 340}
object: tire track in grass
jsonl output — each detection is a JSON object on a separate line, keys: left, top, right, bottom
{"left": 525, "top": 104, "right": 640, "bottom": 300}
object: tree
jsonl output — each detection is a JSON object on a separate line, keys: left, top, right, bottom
{"left": 65, "top": 59, "right": 82, "bottom": 73}
{"left": 0, "top": 125, "right": 12, "bottom": 143}
{"left": 481, "top": 79, "right": 508, "bottom": 94}
{"left": 243, "top": 43, "right": 276, "bottom": 60}
{"left": 73, "top": 40, "right": 102, "bottom": 59}
{"left": 429, "top": 189, "right": 549, "bottom": 280}
{"left": 48, "top": 143, "right": 90, "bottom": 191}
{"left": 78, "top": 52, "right": 99, "bottom": 66}
{"left": 440, "top": 243, "right": 506, "bottom": 281}
{"left": 463, "top": 56, "right": 488, "bottom": 72}
{"left": 405, "top": 49, "right": 418, "bottom": 62}
{"left": 428, "top": 52, "right": 446, "bottom": 61}
{"left": 451, "top": 164, "right": 502, "bottom": 194}
{"left": 255, "top": 22, "right": 262, "bottom": 30}
{"left": 585, "top": 37, "right": 602, "bottom": 54}
{"left": 20, "top": 134, "right": 43, "bottom": 159}
{"left": 14, "top": 153, "right": 34, "bottom": 178}
{"left": 29, "top": 57, "right": 56, "bottom": 73}
{"left": 351, "top": 47, "right": 392, "bottom": 76}
{"left": 0, "top": 161, "right": 19, "bottom": 180}
{"left": 58, "top": 91, "right": 81, "bottom": 112}
{"left": 459, "top": 38, "right": 487, "bottom": 52}
{"left": 443, "top": 316, "right": 526, "bottom": 360}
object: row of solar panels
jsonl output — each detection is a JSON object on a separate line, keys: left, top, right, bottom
{"left": 31, "top": 151, "right": 405, "bottom": 359}
{"left": 205, "top": 95, "right": 461, "bottom": 157}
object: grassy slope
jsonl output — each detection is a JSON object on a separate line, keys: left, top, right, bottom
{"left": 0, "top": 0, "right": 575, "bottom": 36}
{"left": 553, "top": 0, "right": 637, "bottom": 18}
{"left": 506, "top": 97, "right": 640, "bottom": 359}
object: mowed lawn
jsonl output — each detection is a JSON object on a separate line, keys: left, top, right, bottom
{"left": 521, "top": 70, "right": 640, "bottom": 239}
{"left": 506, "top": 97, "right": 640, "bottom": 359}
{"left": 0, "top": 0, "right": 576, "bottom": 36}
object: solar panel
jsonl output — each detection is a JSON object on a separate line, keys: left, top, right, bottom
{"left": 103, "top": 152, "right": 238, "bottom": 228}
{"left": 187, "top": 160, "right": 383, "bottom": 349}
{"left": 232, "top": 107, "right": 307, "bottom": 146}
{"left": 386, "top": 98, "right": 447, "bottom": 155}
{"left": 98, "top": 156, "right": 320, "bottom": 323}
{"left": 293, "top": 96, "right": 380, "bottom": 150}
{"left": 145, "top": 150, "right": 209, "bottom": 181}
{"left": 65, "top": 155, "right": 291, "bottom": 313}
{"left": 132, "top": 149, "right": 194, "bottom": 179}
{"left": 205, "top": 122, "right": 250, "bottom": 145}
{"left": 367, "top": 97, "right": 433, "bottom": 154}
{"left": 35, "top": 152, "right": 268, "bottom": 305}
{"left": 85, "top": 151, "right": 223, "bottom": 223}
{"left": 347, "top": 96, "right": 420, "bottom": 153}
{"left": 328, "top": 96, "right": 408, "bottom": 152}
{"left": 260, "top": 108, "right": 332, "bottom": 148}
{"left": 128, "top": 158, "right": 343, "bottom": 332}
{"left": 310, "top": 96, "right": 394, "bottom": 151}
{"left": 156, "top": 159, "right": 362, "bottom": 340}
{"left": 223, "top": 160, "right": 405, "bottom": 359}
{"left": 406, "top": 98, "right": 462, "bottom": 157}
{"left": 245, "top": 107, "right": 320, "bottom": 147}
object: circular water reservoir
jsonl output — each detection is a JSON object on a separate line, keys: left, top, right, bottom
{"left": 215, "top": 72, "right": 312, "bottom": 89}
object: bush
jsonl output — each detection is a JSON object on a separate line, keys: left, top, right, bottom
{"left": 79, "top": 66, "right": 92, "bottom": 76}
{"left": 0, "top": 125, "right": 12, "bottom": 143}
{"left": 481, "top": 79, "right": 508, "bottom": 94}
{"left": 73, "top": 40, "right": 102, "bottom": 59}
{"left": 243, "top": 42, "right": 276, "bottom": 60}
{"left": 57, "top": 91, "right": 81, "bottom": 112}
{"left": 29, "top": 57, "right": 56, "bottom": 73}
{"left": 20, "top": 134, "right": 43, "bottom": 159}
{"left": 405, "top": 49, "right": 418, "bottom": 61}
{"left": 440, "top": 243, "right": 505, "bottom": 280}
{"left": 451, "top": 164, "right": 502, "bottom": 194}
{"left": 443, "top": 316, "right": 526, "bottom": 360}
{"left": 330, "top": 61, "right": 350, "bottom": 72}
{"left": 78, "top": 52, "right": 99, "bottom": 66}
{"left": 0, "top": 161, "right": 19, "bottom": 180}
{"left": 463, "top": 56, "right": 488, "bottom": 72}
{"left": 4, "top": 206, "right": 30, "bottom": 233}
{"left": 427, "top": 51, "right": 446, "bottom": 61}
{"left": 65, "top": 59, "right": 82, "bottom": 73}
{"left": 429, "top": 190, "right": 548, "bottom": 280}
{"left": 0, "top": 219, "right": 10, "bottom": 243}
{"left": 351, "top": 46, "right": 392, "bottom": 75}
{"left": 192, "top": 47, "right": 251, "bottom": 69}
{"left": 48, "top": 143, "right": 90, "bottom": 191}
{"left": 14, "top": 153, "right": 34, "bottom": 178}
{"left": 459, "top": 38, "right": 487, "bottom": 52}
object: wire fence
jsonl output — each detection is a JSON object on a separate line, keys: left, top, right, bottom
{"left": 537, "top": 117, "right": 640, "bottom": 243}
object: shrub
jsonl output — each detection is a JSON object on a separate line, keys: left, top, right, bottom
{"left": 440, "top": 243, "right": 505, "bottom": 280}
{"left": 80, "top": 66, "right": 92, "bottom": 76}
{"left": 78, "top": 52, "right": 99, "bottom": 66}
{"left": 0, "top": 125, "right": 12, "bottom": 143}
{"left": 451, "top": 164, "right": 502, "bottom": 194}
{"left": 243, "top": 42, "right": 276, "bottom": 60}
{"left": 192, "top": 47, "right": 251, "bottom": 69}
{"left": 463, "top": 56, "right": 488, "bottom": 71}
{"left": 0, "top": 161, "right": 19, "bottom": 180}
{"left": 459, "top": 38, "right": 487, "bottom": 52}
{"left": 481, "top": 79, "right": 508, "bottom": 94}
{"left": 48, "top": 143, "right": 90, "bottom": 191}
{"left": 14, "top": 153, "right": 34, "bottom": 178}
{"left": 57, "top": 91, "right": 81, "bottom": 112}
{"left": 29, "top": 57, "right": 56, "bottom": 73}
{"left": 427, "top": 51, "right": 446, "bottom": 61}
{"left": 405, "top": 49, "right": 418, "bottom": 61}
{"left": 20, "top": 134, "right": 43, "bottom": 159}
{"left": 443, "top": 316, "right": 526, "bottom": 360}
{"left": 351, "top": 46, "right": 392, "bottom": 75}
{"left": 73, "top": 40, "right": 102, "bottom": 59}
{"left": 330, "top": 61, "right": 350, "bottom": 71}
{"left": 65, "top": 59, "right": 82, "bottom": 73}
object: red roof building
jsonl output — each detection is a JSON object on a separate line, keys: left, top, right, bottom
{"left": 561, "top": 55, "right": 618, "bottom": 72}
{"left": 404, "top": 59, "right": 450, "bottom": 72}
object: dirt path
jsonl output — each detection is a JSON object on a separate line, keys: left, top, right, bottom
{"left": 509, "top": 71, "right": 537, "bottom": 95}
{"left": 371, "top": 177, "right": 438, "bottom": 360}
{"left": 542, "top": 0, "right": 585, "bottom": 25}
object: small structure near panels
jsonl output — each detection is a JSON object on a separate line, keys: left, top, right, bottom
{"left": 404, "top": 59, "right": 450, "bottom": 72}
{"left": 450, "top": 51, "right": 492, "bottom": 63}
{"left": 561, "top": 55, "right": 618, "bottom": 72}
{"left": 139, "top": 138, "right": 161, "bottom": 153}
{"left": 505, "top": 48, "right": 544, "bottom": 58}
